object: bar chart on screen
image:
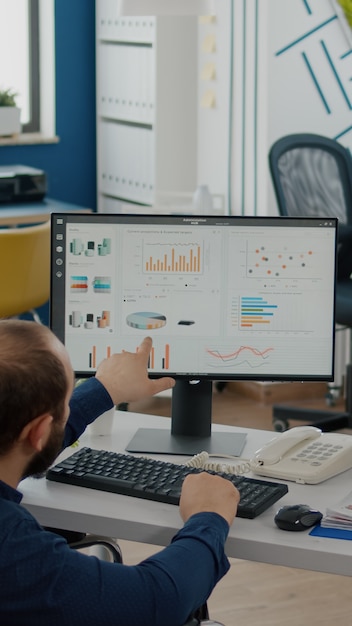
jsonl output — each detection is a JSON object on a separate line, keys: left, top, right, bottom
{"left": 144, "top": 242, "right": 203, "bottom": 274}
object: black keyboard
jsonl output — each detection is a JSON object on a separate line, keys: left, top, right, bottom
{"left": 46, "top": 447, "right": 288, "bottom": 519}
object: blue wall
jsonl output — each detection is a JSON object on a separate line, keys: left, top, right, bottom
{"left": 0, "top": 0, "right": 97, "bottom": 210}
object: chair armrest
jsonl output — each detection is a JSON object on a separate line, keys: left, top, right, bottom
{"left": 69, "top": 534, "right": 123, "bottom": 563}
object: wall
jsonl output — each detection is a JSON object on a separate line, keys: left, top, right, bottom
{"left": 197, "top": 0, "right": 352, "bottom": 216}
{"left": 267, "top": 0, "right": 352, "bottom": 146}
{"left": 0, "top": 0, "right": 96, "bottom": 210}
{"left": 264, "top": 0, "right": 352, "bottom": 215}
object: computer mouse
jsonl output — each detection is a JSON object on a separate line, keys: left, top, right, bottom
{"left": 274, "top": 504, "right": 323, "bottom": 531}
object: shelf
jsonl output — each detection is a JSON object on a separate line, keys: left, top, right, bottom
{"left": 96, "top": 7, "right": 198, "bottom": 210}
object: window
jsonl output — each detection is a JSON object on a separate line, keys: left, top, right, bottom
{"left": 0, "top": 0, "right": 40, "bottom": 132}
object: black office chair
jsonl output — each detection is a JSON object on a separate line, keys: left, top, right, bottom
{"left": 269, "top": 132, "right": 352, "bottom": 431}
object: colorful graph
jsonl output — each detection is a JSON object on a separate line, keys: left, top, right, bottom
{"left": 206, "top": 345, "right": 274, "bottom": 369}
{"left": 246, "top": 243, "right": 315, "bottom": 278}
{"left": 241, "top": 296, "right": 278, "bottom": 328}
{"left": 127, "top": 312, "right": 167, "bottom": 329}
{"left": 144, "top": 243, "right": 202, "bottom": 274}
{"left": 87, "top": 342, "right": 169, "bottom": 370}
{"left": 147, "top": 343, "right": 170, "bottom": 370}
{"left": 88, "top": 345, "right": 111, "bottom": 368}
{"left": 70, "top": 276, "right": 88, "bottom": 293}
{"left": 93, "top": 276, "right": 111, "bottom": 293}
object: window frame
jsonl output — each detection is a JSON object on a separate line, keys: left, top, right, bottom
{"left": 22, "top": 0, "right": 40, "bottom": 133}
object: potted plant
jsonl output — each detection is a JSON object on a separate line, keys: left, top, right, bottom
{"left": 0, "top": 87, "right": 21, "bottom": 137}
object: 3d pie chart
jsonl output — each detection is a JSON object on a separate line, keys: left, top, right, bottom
{"left": 126, "top": 312, "right": 167, "bottom": 329}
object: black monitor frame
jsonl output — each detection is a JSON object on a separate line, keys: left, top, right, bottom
{"left": 50, "top": 213, "right": 337, "bottom": 455}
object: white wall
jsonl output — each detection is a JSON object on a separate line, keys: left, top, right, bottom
{"left": 265, "top": 0, "right": 352, "bottom": 215}
{"left": 197, "top": 0, "right": 352, "bottom": 216}
{"left": 196, "top": 5, "right": 232, "bottom": 210}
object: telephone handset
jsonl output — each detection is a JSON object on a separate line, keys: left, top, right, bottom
{"left": 254, "top": 426, "right": 322, "bottom": 465}
{"left": 253, "top": 426, "right": 352, "bottom": 484}
{"left": 186, "top": 426, "right": 352, "bottom": 484}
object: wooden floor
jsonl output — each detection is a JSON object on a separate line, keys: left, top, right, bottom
{"left": 120, "top": 383, "right": 352, "bottom": 626}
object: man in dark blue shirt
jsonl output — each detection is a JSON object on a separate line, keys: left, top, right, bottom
{"left": 0, "top": 320, "right": 240, "bottom": 626}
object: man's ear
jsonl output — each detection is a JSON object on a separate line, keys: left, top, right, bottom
{"left": 19, "top": 414, "right": 53, "bottom": 452}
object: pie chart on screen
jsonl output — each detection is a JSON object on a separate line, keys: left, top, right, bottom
{"left": 126, "top": 312, "right": 167, "bottom": 329}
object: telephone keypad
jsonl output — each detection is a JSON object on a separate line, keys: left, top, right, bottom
{"left": 293, "top": 440, "right": 343, "bottom": 465}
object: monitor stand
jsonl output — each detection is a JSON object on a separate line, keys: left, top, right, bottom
{"left": 125, "top": 380, "right": 247, "bottom": 456}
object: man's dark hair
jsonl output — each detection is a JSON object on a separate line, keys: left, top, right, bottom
{"left": 0, "top": 320, "right": 69, "bottom": 455}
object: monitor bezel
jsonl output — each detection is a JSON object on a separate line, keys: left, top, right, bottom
{"left": 50, "top": 212, "right": 338, "bottom": 384}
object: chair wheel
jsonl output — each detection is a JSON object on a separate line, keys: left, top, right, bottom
{"left": 273, "top": 418, "right": 289, "bottom": 432}
{"left": 325, "top": 395, "right": 336, "bottom": 407}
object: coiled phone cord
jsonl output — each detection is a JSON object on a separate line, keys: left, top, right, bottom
{"left": 185, "top": 451, "right": 261, "bottom": 475}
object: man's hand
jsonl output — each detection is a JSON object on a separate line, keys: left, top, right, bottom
{"left": 95, "top": 337, "right": 175, "bottom": 405}
{"left": 179, "top": 472, "right": 240, "bottom": 527}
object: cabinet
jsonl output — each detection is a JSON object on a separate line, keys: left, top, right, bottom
{"left": 96, "top": 0, "right": 198, "bottom": 212}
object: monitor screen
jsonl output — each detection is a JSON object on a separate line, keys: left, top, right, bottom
{"left": 50, "top": 213, "right": 337, "bottom": 455}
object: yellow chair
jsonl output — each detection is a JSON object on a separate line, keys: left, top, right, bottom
{"left": 0, "top": 220, "right": 50, "bottom": 321}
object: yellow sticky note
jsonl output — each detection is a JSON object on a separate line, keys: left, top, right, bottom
{"left": 201, "top": 89, "right": 216, "bottom": 108}
{"left": 202, "top": 33, "right": 216, "bottom": 53}
{"left": 199, "top": 15, "right": 217, "bottom": 24}
{"left": 201, "top": 62, "right": 216, "bottom": 81}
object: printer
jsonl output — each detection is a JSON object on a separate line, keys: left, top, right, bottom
{"left": 0, "top": 164, "right": 47, "bottom": 203}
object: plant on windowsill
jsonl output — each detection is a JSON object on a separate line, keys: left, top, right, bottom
{"left": 0, "top": 87, "right": 21, "bottom": 137}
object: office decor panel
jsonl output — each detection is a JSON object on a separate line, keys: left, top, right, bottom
{"left": 96, "top": 0, "right": 155, "bottom": 43}
{"left": 96, "top": 3, "right": 198, "bottom": 211}
{"left": 98, "top": 120, "right": 155, "bottom": 205}
{"left": 97, "top": 43, "right": 155, "bottom": 125}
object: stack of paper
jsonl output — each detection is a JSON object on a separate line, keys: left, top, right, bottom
{"left": 321, "top": 490, "right": 352, "bottom": 530}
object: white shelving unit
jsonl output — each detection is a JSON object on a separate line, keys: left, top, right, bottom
{"left": 96, "top": 0, "right": 199, "bottom": 213}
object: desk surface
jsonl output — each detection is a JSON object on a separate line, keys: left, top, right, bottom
{"left": 0, "top": 197, "right": 92, "bottom": 225}
{"left": 21, "top": 411, "right": 352, "bottom": 577}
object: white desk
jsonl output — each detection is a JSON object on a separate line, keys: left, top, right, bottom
{"left": 20, "top": 411, "right": 352, "bottom": 577}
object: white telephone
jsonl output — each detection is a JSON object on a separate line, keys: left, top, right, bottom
{"left": 253, "top": 426, "right": 352, "bottom": 484}
{"left": 186, "top": 426, "right": 352, "bottom": 484}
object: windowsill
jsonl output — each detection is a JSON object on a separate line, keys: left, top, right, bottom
{"left": 0, "top": 132, "right": 59, "bottom": 146}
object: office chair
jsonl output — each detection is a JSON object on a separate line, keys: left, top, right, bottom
{"left": 66, "top": 531, "right": 123, "bottom": 562}
{"left": 0, "top": 220, "right": 50, "bottom": 321}
{"left": 269, "top": 132, "right": 352, "bottom": 431}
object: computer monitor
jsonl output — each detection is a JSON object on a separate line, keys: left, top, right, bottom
{"left": 50, "top": 213, "right": 337, "bottom": 456}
